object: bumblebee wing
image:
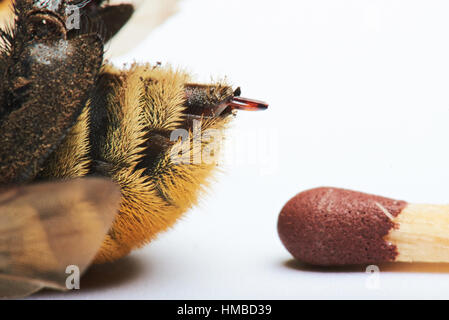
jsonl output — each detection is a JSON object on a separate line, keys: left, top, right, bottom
{"left": 0, "top": 178, "right": 120, "bottom": 298}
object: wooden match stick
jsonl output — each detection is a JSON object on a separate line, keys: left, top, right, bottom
{"left": 278, "top": 187, "right": 449, "bottom": 266}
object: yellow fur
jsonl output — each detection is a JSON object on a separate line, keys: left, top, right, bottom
{"left": 39, "top": 105, "right": 91, "bottom": 179}
{"left": 94, "top": 65, "right": 230, "bottom": 262}
{"left": 42, "top": 64, "right": 233, "bottom": 263}
{"left": 140, "top": 65, "right": 190, "bottom": 130}
{"left": 0, "top": 0, "right": 13, "bottom": 44}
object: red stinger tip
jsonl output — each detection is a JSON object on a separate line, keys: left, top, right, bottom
{"left": 227, "top": 97, "right": 269, "bottom": 111}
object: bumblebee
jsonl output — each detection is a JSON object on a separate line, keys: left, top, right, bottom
{"left": 0, "top": 0, "right": 267, "bottom": 297}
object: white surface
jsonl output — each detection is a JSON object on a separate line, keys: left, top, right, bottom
{"left": 39, "top": 0, "right": 449, "bottom": 299}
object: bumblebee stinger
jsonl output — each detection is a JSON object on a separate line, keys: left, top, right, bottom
{"left": 0, "top": 0, "right": 267, "bottom": 298}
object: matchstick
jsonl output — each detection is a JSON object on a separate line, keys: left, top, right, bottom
{"left": 278, "top": 187, "right": 449, "bottom": 266}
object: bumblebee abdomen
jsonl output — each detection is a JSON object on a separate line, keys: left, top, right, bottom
{"left": 41, "top": 64, "right": 232, "bottom": 263}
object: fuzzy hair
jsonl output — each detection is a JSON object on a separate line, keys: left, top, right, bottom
{"left": 0, "top": 0, "right": 13, "bottom": 32}
{"left": 38, "top": 105, "right": 91, "bottom": 179}
{"left": 41, "top": 63, "right": 233, "bottom": 263}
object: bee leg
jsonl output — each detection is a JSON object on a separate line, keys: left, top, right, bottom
{"left": 0, "top": 34, "right": 103, "bottom": 184}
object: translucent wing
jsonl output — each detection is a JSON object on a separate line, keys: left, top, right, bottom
{"left": 0, "top": 178, "right": 120, "bottom": 298}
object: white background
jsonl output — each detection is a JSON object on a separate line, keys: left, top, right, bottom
{"left": 38, "top": 0, "right": 449, "bottom": 299}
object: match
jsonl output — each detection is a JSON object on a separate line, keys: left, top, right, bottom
{"left": 278, "top": 187, "right": 449, "bottom": 266}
